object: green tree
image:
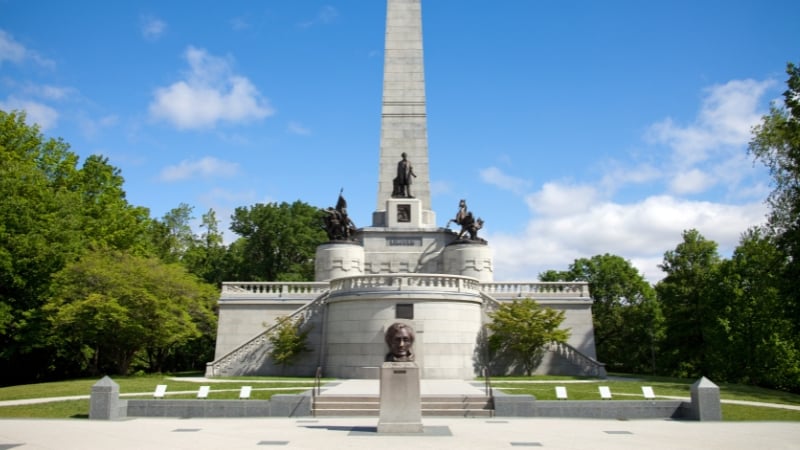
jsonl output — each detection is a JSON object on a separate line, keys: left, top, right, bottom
{"left": 229, "top": 201, "right": 327, "bottom": 281}
{"left": 183, "top": 208, "right": 228, "bottom": 286}
{"left": 1, "top": 111, "right": 85, "bottom": 384}
{"left": 711, "top": 228, "right": 800, "bottom": 391}
{"left": 45, "top": 250, "right": 217, "bottom": 375}
{"left": 656, "top": 229, "right": 722, "bottom": 377}
{"left": 749, "top": 61, "right": 800, "bottom": 338}
{"left": 487, "top": 298, "right": 570, "bottom": 376}
{"left": 148, "top": 203, "right": 198, "bottom": 264}
{"left": 268, "top": 316, "right": 312, "bottom": 370}
{"left": 556, "top": 254, "right": 663, "bottom": 374}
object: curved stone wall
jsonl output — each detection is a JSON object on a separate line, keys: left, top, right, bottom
{"left": 323, "top": 275, "right": 483, "bottom": 379}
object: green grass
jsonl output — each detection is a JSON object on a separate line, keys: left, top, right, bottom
{"left": 487, "top": 374, "right": 800, "bottom": 421}
{"left": 0, "top": 373, "right": 319, "bottom": 418}
{"left": 3, "top": 373, "right": 799, "bottom": 421}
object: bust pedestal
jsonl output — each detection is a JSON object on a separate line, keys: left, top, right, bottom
{"left": 377, "top": 362, "right": 423, "bottom": 433}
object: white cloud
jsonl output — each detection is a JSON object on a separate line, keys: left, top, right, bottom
{"left": 0, "top": 29, "right": 55, "bottom": 68}
{"left": 298, "top": 6, "right": 339, "bottom": 28}
{"left": 140, "top": 15, "right": 167, "bottom": 41}
{"left": 669, "top": 168, "right": 715, "bottom": 195}
{"left": 287, "top": 121, "right": 311, "bottom": 135}
{"left": 149, "top": 46, "right": 274, "bottom": 130}
{"left": 647, "top": 79, "right": 773, "bottom": 168}
{"left": 159, "top": 156, "right": 240, "bottom": 182}
{"left": 0, "top": 96, "right": 59, "bottom": 130}
{"left": 492, "top": 189, "right": 767, "bottom": 284}
{"left": 524, "top": 182, "right": 599, "bottom": 216}
{"left": 480, "top": 166, "right": 532, "bottom": 194}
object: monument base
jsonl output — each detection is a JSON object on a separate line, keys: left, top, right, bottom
{"left": 377, "top": 362, "right": 423, "bottom": 433}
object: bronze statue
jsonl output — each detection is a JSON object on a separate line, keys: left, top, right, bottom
{"left": 392, "top": 152, "right": 417, "bottom": 198}
{"left": 446, "top": 199, "right": 485, "bottom": 241}
{"left": 385, "top": 323, "right": 415, "bottom": 362}
{"left": 322, "top": 189, "right": 356, "bottom": 241}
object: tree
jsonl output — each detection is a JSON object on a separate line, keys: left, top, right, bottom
{"left": 555, "top": 254, "right": 663, "bottom": 374}
{"left": 487, "top": 298, "right": 570, "bottom": 376}
{"left": 183, "top": 208, "right": 228, "bottom": 286}
{"left": 268, "top": 316, "right": 312, "bottom": 370}
{"left": 656, "top": 229, "right": 722, "bottom": 377}
{"left": 0, "top": 110, "right": 155, "bottom": 384}
{"left": 229, "top": 201, "right": 327, "bottom": 281}
{"left": 710, "top": 228, "right": 800, "bottom": 391}
{"left": 749, "top": 61, "right": 800, "bottom": 338}
{"left": 45, "top": 250, "right": 218, "bottom": 375}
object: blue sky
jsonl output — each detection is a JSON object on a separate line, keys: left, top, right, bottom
{"left": 2, "top": 1, "right": 798, "bottom": 282}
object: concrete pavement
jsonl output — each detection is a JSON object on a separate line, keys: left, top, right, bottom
{"left": 1, "top": 416, "right": 798, "bottom": 449}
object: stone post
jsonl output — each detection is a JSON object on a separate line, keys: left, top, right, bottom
{"left": 688, "top": 376, "right": 722, "bottom": 421}
{"left": 378, "top": 362, "right": 423, "bottom": 433}
{"left": 90, "top": 376, "right": 126, "bottom": 420}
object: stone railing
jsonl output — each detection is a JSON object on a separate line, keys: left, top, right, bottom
{"left": 480, "top": 282, "right": 590, "bottom": 299}
{"left": 548, "top": 341, "right": 607, "bottom": 378}
{"left": 328, "top": 274, "right": 481, "bottom": 297}
{"left": 220, "top": 282, "right": 329, "bottom": 298}
{"left": 206, "top": 290, "right": 329, "bottom": 377}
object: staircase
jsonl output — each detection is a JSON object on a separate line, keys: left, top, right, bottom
{"left": 312, "top": 394, "right": 493, "bottom": 417}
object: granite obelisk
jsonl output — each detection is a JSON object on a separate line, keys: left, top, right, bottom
{"left": 373, "top": 0, "right": 434, "bottom": 227}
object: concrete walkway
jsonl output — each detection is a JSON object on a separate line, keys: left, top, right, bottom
{"left": 0, "top": 416, "right": 798, "bottom": 449}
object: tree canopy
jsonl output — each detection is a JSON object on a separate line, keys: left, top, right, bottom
{"left": 487, "top": 298, "right": 570, "bottom": 376}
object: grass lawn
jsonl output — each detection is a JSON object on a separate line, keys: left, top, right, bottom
{"left": 0, "top": 373, "right": 318, "bottom": 418}
{"left": 2, "top": 373, "right": 799, "bottom": 421}
{"left": 487, "top": 373, "right": 800, "bottom": 421}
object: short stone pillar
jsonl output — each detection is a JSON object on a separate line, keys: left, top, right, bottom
{"left": 90, "top": 376, "right": 125, "bottom": 420}
{"left": 314, "top": 242, "right": 364, "bottom": 281}
{"left": 688, "top": 376, "right": 722, "bottom": 421}
{"left": 378, "top": 362, "right": 423, "bottom": 433}
{"left": 442, "top": 241, "right": 493, "bottom": 282}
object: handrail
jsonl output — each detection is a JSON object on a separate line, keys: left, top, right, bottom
{"left": 314, "top": 366, "right": 322, "bottom": 397}
{"left": 549, "top": 341, "right": 607, "bottom": 378}
{"left": 205, "top": 290, "right": 330, "bottom": 377}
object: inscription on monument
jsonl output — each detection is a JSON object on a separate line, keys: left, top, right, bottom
{"left": 387, "top": 236, "right": 422, "bottom": 247}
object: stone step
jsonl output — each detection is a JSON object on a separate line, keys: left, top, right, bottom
{"left": 312, "top": 394, "right": 493, "bottom": 417}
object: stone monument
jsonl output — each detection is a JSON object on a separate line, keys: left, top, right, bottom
{"left": 205, "top": 0, "right": 600, "bottom": 382}
{"left": 378, "top": 323, "right": 423, "bottom": 433}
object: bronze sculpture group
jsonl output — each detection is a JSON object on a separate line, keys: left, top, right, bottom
{"left": 447, "top": 199, "right": 485, "bottom": 242}
{"left": 322, "top": 190, "right": 356, "bottom": 241}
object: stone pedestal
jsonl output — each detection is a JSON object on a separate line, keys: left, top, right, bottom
{"left": 90, "top": 376, "right": 126, "bottom": 420}
{"left": 378, "top": 362, "right": 423, "bottom": 433}
{"left": 688, "top": 376, "right": 722, "bottom": 421}
{"left": 443, "top": 241, "right": 494, "bottom": 282}
{"left": 314, "top": 242, "right": 364, "bottom": 281}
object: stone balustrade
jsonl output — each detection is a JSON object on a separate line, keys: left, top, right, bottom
{"left": 329, "top": 274, "right": 481, "bottom": 297}
{"left": 481, "top": 282, "right": 589, "bottom": 298}
{"left": 221, "top": 281, "right": 329, "bottom": 298}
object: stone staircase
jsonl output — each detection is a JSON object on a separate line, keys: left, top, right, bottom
{"left": 312, "top": 394, "right": 493, "bottom": 417}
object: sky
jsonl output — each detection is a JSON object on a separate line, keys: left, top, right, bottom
{"left": 2, "top": 0, "right": 799, "bottom": 283}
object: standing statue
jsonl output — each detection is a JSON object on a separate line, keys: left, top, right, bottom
{"left": 322, "top": 189, "right": 356, "bottom": 241}
{"left": 384, "top": 322, "right": 415, "bottom": 362}
{"left": 392, "top": 152, "right": 417, "bottom": 198}
{"left": 446, "top": 199, "right": 486, "bottom": 242}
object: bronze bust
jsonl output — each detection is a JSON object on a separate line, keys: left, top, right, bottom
{"left": 384, "top": 322, "right": 415, "bottom": 362}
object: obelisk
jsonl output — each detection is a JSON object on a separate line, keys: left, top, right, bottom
{"left": 373, "top": 0, "right": 435, "bottom": 228}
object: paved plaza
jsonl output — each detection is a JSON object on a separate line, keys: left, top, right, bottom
{"left": 1, "top": 416, "right": 798, "bottom": 449}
